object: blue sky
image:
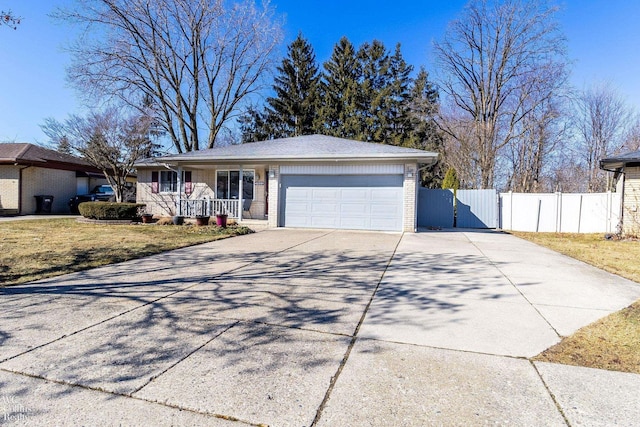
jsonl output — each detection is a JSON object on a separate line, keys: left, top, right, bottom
{"left": 1, "top": 0, "right": 639, "bottom": 145}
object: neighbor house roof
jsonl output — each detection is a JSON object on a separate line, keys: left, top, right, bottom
{"left": 0, "top": 143, "right": 100, "bottom": 173}
{"left": 600, "top": 150, "right": 640, "bottom": 171}
{"left": 136, "top": 135, "right": 438, "bottom": 167}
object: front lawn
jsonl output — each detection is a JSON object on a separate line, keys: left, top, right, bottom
{"left": 512, "top": 232, "right": 640, "bottom": 374}
{"left": 0, "top": 218, "right": 252, "bottom": 286}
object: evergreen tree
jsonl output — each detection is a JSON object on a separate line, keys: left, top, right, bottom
{"left": 358, "top": 40, "right": 390, "bottom": 142}
{"left": 238, "top": 106, "right": 274, "bottom": 143}
{"left": 407, "top": 67, "right": 444, "bottom": 188}
{"left": 442, "top": 167, "right": 460, "bottom": 190}
{"left": 317, "top": 37, "right": 362, "bottom": 139}
{"left": 385, "top": 43, "right": 413, "bottom": 146}
{"left": 239, "top": 34, "right": 320, "bottom": 141}
{"left": 267, "top": 33, "right": 321, "bottom": 137}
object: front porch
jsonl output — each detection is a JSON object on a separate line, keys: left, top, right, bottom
{"left": 137, "top": 164, "right": 268, "bottom": 220}
{"left": 175, "top": 196, "right": 253, "bottom": 220}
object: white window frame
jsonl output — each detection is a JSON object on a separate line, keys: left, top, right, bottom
{"left": 215, "top": 169, "right": 255, "bottom": 200}
{"left": 159, "top": 170, "right": 189, "bottom": 194}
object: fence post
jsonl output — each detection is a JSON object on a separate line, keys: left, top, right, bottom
{"left": 577, "top": 195, "right": 583, "bottom": 233}
{"left": 508, "top": 191, "right": 513, "bottom": 230}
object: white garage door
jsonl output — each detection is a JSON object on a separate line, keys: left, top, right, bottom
{"left": 280, "top": 175, "right": 404, "bottom": 231}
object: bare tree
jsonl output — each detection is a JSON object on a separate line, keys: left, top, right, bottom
{"left": 622, "top": 114, "right": 640, "bottom": 152}
{"left": 505, "top": 94, "right": 569, "bottom": 192}
{"left": 1, "top": 10, "right": 20, "bottom": 29}
{"left": 41, "top": 108, "right": 156, "bottom": 202}
{"left": 574, "top": 83, "right": 634, "bottom": 192}
{"left": 440, "top": 103, "right": 481, "bottom": 188}
{"left": 434, "top": 0, "right": 568, "bottom": 189}
{"left": 55, "top": 0, "right": 283, "bottom": 153}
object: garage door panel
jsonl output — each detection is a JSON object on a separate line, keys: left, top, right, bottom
{"left": 372, "top": 188, "right": 402, "bottom": 202}
{"left": 340, "top": 203, "right": 370, "bottom": 215}
{"left": 311, "top": 203, "right": 339, "bottom": 214}
{"left": 370, "top": 204, "right": 400, "bottom": 217}
{"left": 286, "top": 202, "right": 312, "bottom": 214}
{"left": 340, "top": 189, "right": 370, "bottom": 201}
{"left": 286, "top": 188, "right": 312, "bottom": 200}
{"left": 311, "top": 188, "right": 340, "bottom": 199}
{"left": 281, "top": 174, "right": 404, "bottom": 232}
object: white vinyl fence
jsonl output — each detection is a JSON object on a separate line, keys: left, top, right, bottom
{"left": 500, "top": 192, "right": 620, "bottom": 233}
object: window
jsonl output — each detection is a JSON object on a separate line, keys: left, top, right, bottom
{"left": 216, "top": 170, "right": 254, "bottom": 200}
{"left": 151, "top": 170, "right": 192, "bottom": 194}
{"left": 160, "top": 171, "right": 177, "bottom": 193}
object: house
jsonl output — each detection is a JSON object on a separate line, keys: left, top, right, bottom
{"left": 600, "top": 150, "right": 640, "bottom": 236}
{"left": 0, "top": 143, "right": 106, "bottom": 215}
{"left": 135, "top": 135, "right": 438, "bottom": 232}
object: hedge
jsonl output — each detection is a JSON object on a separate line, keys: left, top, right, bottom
{"left": 78, "top": 202, "right": 146, "bottom": 220}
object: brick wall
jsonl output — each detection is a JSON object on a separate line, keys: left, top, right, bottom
{"left": 623, "top": 167, "right": 640, "bottom": 236}
{"left": 267, "top": 165, "right": 279, "bottom": 227}
{"left": 402, "top": 162, "right": 418, "bottom": 232}
{"left": 22, "top": 167, "right": 77, "bottom": 214}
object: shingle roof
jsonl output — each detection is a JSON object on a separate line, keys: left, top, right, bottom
{"left": 137, "top": 135, "right": 438, "bottom": 166}
{"left": 0, "top": 143, "right": 86, "bottom": 164}
{"left": 600, "top": 150, "right": 640, "bottom": 171}
{"left": 0, "top": 143, "right": 98, "bottom": 172}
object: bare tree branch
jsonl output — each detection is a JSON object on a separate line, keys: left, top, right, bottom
{"left": 54, "top": 0, "right": 283, "bottom": 153}
{"left": 41, "top": 108, "right": 157, "bottom": 201}
{"left": 434, "top": 0, "right": 568, "bottom": 188}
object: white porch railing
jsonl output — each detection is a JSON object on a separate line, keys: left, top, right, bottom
{"left": 175, "top": 196, "right": 240, "bottom": 219}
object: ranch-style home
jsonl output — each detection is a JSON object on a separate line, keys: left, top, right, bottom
{"left": 135, "top": 135, "right": 438, "bottom": 232}
{"left": 600, "top": 150, "right": 640, "bottom": 236}
{"left": 0, "top": 143, "right": 106, "bottom": 215}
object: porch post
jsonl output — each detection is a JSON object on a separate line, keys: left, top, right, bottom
{"left": 177, "top": 166, "right": 183, "bottom": 216}
{"left": 238, "top": 165, "right": 243, "bottom": 223}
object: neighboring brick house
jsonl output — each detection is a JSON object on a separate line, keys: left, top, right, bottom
{"left": 0, "top": 143, "right": 106, "bottom": 215}
{"left": 600, "top": 150, "right": 640, "bottom": 236}
{"left": 134, "top": 135, "right": 438, "bottom": 232}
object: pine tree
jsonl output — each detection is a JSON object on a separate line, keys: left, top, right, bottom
{"left": 239, "top": 33, "right": 320, "bottom": 141}
{"left": 317, "top": 37, "right": 362, "bottom": 139}
{"left": 407, "top": 67, "right": 444, "bottom": 188}
{"left": 358, "top": 40, "right": 390, "bottom": 142}
{"left": 238, "top": 106, "right": 274, "bottom": 143}
{"left": 266, "top": 33, "right": 320, "bottom": 137}
{"left": 385, "top": 43, "right": 413, "bottom": 146}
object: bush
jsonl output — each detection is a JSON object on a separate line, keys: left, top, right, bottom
{"left": 79, "top": 202, "right": 146, "bottom": 220}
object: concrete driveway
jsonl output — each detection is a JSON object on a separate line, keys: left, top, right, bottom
{"left": 1, "top": 229, "right": 640, "bottom": 426}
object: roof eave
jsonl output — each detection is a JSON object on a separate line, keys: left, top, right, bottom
{"left": 153, "top": 153, "right": 437, "bottom": 164}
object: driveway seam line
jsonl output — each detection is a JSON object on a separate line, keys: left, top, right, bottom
{"left": 310, "top": 232, "right": 404, "bottom": 426}
{"left": 464, "top": 232, "right": 563, "bottom": 338}
{"left": 529, "top": 360, "right": 572, "bottom": 426}
{"left": 130, "top": 321, "right": 239, "bottom": 395}
{"left": 0, "top": 367, "right": 263, "bottom": 427}
{"left": 0, "top": 231, "right": 334, "bottom": 364}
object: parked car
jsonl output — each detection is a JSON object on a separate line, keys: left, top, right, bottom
{"left": 69, "top": 185, "right": 115, "bottom": 214}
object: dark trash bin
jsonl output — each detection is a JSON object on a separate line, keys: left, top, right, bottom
{"left": 34, "top": 195, "right": 54, "bottom": 214}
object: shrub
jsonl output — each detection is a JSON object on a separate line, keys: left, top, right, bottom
{"left": 79, "top": 202, "right": 146, "bottom": 220}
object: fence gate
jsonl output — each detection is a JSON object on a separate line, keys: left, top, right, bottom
{"left": 417, "top": 189, "right": 454, "bottom": 228}
{"left": 456, "top": 189, "right": 499, "bottom": 228}
{"left": 418, "top": 188, "right": 498, "bottom": 229}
